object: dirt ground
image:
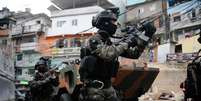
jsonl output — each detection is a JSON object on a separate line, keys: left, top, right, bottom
{"left": 139, "top": 63, "right": 187, "bottom": 101}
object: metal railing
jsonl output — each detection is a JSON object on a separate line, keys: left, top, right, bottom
{"left": 51, "top": 47, "right": 81, "bottom": 55}
{"left": 11, "top": 24, "right": 45, "bottom": 35}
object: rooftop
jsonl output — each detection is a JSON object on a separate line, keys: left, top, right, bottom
{"left": 126, "top": 0, "right": 159, "bottom": 8}
{"left": 167, "top": 0, "right": 199, "bottom": 15}
{"left": 49, "top": 0, "right": 114, "bottom": 11}
{"left": 51, "top": 6, "right": 104, "bottom": 18}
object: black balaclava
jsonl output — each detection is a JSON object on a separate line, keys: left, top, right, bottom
{"left": 37, "top": 64, "right": 48, "bottom": 73}
{"left": 99, "top": 20, "right": 117, "bottom": 38}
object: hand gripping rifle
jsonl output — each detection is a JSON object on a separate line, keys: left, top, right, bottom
{"left": 113, "top": 21, "right": 156, "bottom": 47}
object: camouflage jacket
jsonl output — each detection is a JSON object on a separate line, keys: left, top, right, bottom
{"left": 87, "top": 30, "right": 147, "bottom": 61}
{"left": 80, "top": 30, "right": 147, "bottom": 81}
{"left": 29, "top": 72, "right": 59, "bottom": 100}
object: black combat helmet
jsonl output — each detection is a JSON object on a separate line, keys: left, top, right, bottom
{"left": 35, "top": 59, "right": 48, "bottom": 73}
{"left": 92, "top": 7, "right": 120, "bottom": 36}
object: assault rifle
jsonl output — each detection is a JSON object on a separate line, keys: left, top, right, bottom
{"left": 112, "top": 21, "right": 156, "bottom": 46}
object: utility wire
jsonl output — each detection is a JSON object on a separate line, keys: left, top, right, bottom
{"left": 74, "top": 0, "right": 201, "bottom": 36}
{"left": 73, "top": 4, "right": 141, "bottom": 35}
{"left": 16, "top": 1, "right": 201, "bottom": 49}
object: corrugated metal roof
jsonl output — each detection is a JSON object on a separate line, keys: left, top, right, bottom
{"left": 167, "top": 0, "right": 198, "bottom": 15}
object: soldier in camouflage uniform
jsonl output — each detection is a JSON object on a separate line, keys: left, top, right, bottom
{"left": 79, "top": 7, "right": 156, "bottom": 101}
{"left": 29, "top": 57, "right": 59, "bottom": 101}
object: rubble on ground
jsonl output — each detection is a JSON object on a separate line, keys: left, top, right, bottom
{"left": 138, "top": 89, "right": 184, "bottom": 101}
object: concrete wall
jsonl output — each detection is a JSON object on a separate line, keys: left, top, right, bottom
{"left": 47, "top": 6, "right": 105, "bottom": 36}
{"left": 0, "top": 39, "right": 15, "bottom": 101}
{"left": 16, "top": 53, "right": 41, "bottom": 68}
{"left": 15, "top": 53, "right": 41, "bottom": 81}
{"left": 24, "top": 16, "right": 51, "bottom": 27}
{"left": 48, "top": 1, "right": 127, "bottom": 36}
{"left": 25, "top": 17, "right": 50, "bottom": 32}
{"left": 157, "top": 43, "right": 175, "bottom": 63}
{"left": 0, "top": 42, "right": 15, "bottom": 78}
{"left": 126, "top": 0, "right": 162, "bottom": 22}
{"left": 48, "top": 13, "right": 97, "bottom": 36}
{"left": 16, "top": 68, "right": 34, "bottom": 81}
{"left": 12, "top": 15, "right": 51, "bottom": 36}
{"left": 0, "top": 77, "right": 15, "bottom": 101}
{"left": 178, "top": 35, "right": 201, "bottom": 53}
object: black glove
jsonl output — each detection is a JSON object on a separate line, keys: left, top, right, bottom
{"left": 139, "top": 22, "right": 156, "bottom": 38}
{"left": 123, "top": 36, "right": 137, "bottom": 48}
{"left": 49, "top": 76, "right": 59, "bottom": 86}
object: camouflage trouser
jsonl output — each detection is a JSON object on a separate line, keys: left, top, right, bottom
{"left": 80, "top": 86, "right": 119, "bottom": 101}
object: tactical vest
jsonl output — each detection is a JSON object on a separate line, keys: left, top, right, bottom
{"left": 185, "top": 54, "right": 201, "bottom": 98}
{"left": 80, "top": 47, "right": 119, "bottom": 82}
{"left": 30, "top": 72, "right": 54, "bottom": 99}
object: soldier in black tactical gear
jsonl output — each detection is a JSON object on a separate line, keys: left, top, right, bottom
{"left": 181, "top": 29, "right": 201, "bottom": 101}
{"left": 79, "top": 7, "right": 156, "bottom": 101}
{"left": 29, "top": 57, "right": 59, "bottom": 101}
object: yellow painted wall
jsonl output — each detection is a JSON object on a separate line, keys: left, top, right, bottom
{"left": 178, "top": 35, "right": 201, "bottom": 53}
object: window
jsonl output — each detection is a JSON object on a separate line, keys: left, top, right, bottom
{"left": 150, "top": 4, "right": 156, "bottom": 11}
{"left": 173, "top": 16, "right": 181, "bottom": 22}
{"left": 57, "top": 21, "right": 66, "bottom": 27}
{"left": 70, "top": 38, "right": 81, "bottom": 47}
{"left": 21, "top": 36, "right": 36, "bottom": 43}
{"left": 55, "top": 38, "right": 64, "bottom": 48}
{"left": 72, "top": 19, "right": 78, "bottom": 26}
{"left": 138, "top": 8, "right": 144, "bottom": 14}
{"left": 16, "top": 39, "right": 21, "bottom": 45}
{"left": 74, "top": 38, "right": 81, "bottom": 47}
{"left": 70, "top": 38, "right": 74, "bottom": 47}
{"left": 28, "top": 69, "right": 35, "bottom": 75}
{"left": 192, "top": 9, "right": 196, "bottom": 18}
{"left": 36, "top": 20, "right": 41, "bottom": 24}
{"left": 175, "top": 44, "right": 182, "bottom": 53}
{"left": 2, "top": 39, "right": 7, "bottom": 45}
{"left": 16, "top": 69, "right": 22, "bottom": 75}
{"left": 63, "top": 39, "right": 68, "bottom": 48}
{"left": 17, "top": 54, "right": 23, "bottom": 61}
{"left": 28, "top": 25, "right": 31, "bottom": 29}
{"left": 55, "top": 38, "right": 69, "bottom": 48}
{"left": 156, "top": 37, "right": 161, "bottom": 45}
{"left": 199, "top": 8, "right": 201, "bottom": 14}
